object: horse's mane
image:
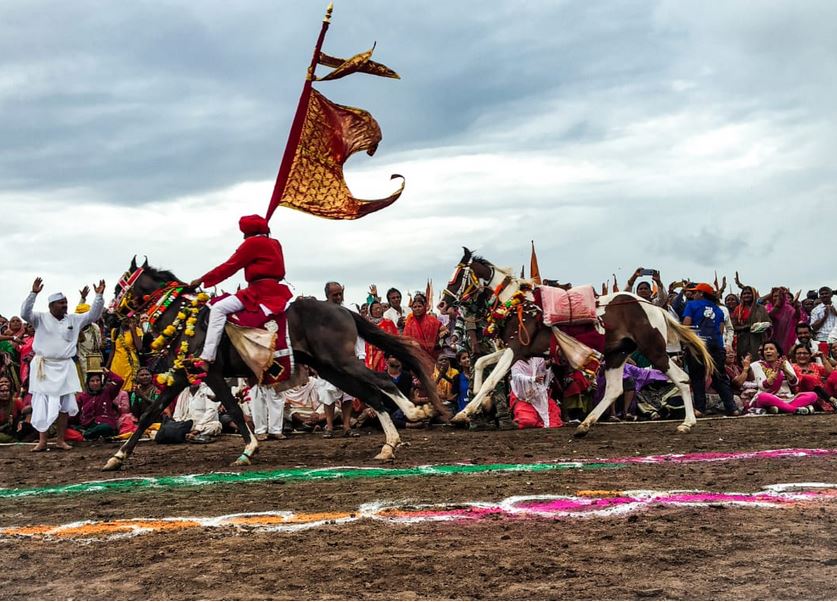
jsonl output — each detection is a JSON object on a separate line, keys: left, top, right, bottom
{"left": 144, "top": 265, "right": 182, "bottom": 285}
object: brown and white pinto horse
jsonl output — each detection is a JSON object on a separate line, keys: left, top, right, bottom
{"left": 102, "top": 258, "right": 447, "bottom": 470}
{"left": 441, "top": 248, "right": 714, "bottom": 436}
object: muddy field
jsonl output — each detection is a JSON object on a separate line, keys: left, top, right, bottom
{"left": 2, "top": 415, "right": 837, "bottom": 600}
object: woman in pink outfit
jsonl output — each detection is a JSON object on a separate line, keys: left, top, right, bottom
{"left": 734, "top": 340, "right": 818, "bottom": 414}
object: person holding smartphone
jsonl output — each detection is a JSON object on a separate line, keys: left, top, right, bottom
{"left": 626, "top": 267, "right": 667, "bottom": 307}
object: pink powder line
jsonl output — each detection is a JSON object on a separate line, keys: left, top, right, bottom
{"left": 605, "top": 447, "right": 837, "bottom": 465}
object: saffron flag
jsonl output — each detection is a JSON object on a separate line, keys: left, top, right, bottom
{"left": 530, "top": 240, "right": 542, "bottom": 285}
{"left": 265, "top": 4, "right": 404, "bottom": 222}
{"left": 276, "top": 89, "right": 404, "bottom": 220}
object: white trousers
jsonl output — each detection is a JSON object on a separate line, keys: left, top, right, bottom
{"left": 249, "top": 384, "right": 285, "bottom": 435}
{"left": 31, "top": 393, "right": 78, "bottom": 433}
{"left": 201, "top": 295, "right": 245, "bottom": 361}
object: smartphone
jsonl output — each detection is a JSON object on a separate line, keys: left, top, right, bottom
{"left": 640, "top": 268, "right": 656, "bottom": 276}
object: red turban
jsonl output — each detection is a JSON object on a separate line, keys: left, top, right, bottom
{"left": 239, "top": 214, "right": 270, "bottom": 236}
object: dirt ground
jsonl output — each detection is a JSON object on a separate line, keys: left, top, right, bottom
{"left": 2, "top": 414, "right": 837, "bottom": 600}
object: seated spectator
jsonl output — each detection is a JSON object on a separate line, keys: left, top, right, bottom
{"left": 173, "top": 382, "right": 223, "bottom": 442}
{"left": 509, "top": 357, "right": 563, "bottom": 429}
{"left": 734, "top": 340, "right": 818, "bottom": 414}
{"left": 795, "top": 323, "right": 821, "bottom": 364}
{"left": 0, "top": 375, "right": 27, "bottom": 443}
{"left": 433, "top": 351, "right": 460, "bottom": 413}
{"left": 77, "top": 370, "right": 124, "bottom": 440}
{"left": 282, "top": 368, "right": 328, "bottom": 432}
{"left": 129, "top": 367, "right": 161, "bottom": 419}
{"left": 791, "top": 344, "right": 837, "bottom": 410}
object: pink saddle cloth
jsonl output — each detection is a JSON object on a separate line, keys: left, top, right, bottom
{"left": 535, "top": 285, "right": 597, "bottom": 326}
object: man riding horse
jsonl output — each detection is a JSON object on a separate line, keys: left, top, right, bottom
{"left": 189, "top": 214, "right": 292, "bottom": 369}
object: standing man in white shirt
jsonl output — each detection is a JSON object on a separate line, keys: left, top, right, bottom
{"left": 810, "top": 287, "right": 837, "bottom": 353}
{"left": 20, "top": 277, "right": 106, "bottom": 452}
{"left": 382, "top": 287, "right": 409, "bottom": 333}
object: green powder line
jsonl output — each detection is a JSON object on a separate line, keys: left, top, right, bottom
{"left": 0, "top": 461, "right": 622, "bottom": 499}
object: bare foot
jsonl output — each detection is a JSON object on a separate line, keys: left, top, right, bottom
{"left": 55, "top": 440, "right": 72, "bottom": 451}
{"left": 31, "top": 443, "right": 47, "bottom": 453}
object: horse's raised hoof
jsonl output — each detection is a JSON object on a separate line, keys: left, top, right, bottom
{"left": 102, "top": 456, "right": 123, "bottom": 471}
{"left": 573, "top": 424, "right": 590, "bottom": 438}
{"left": 450, "top": 411, "right": 469, "bottom": 425}
{"left": 676, "top": 424, "right": 692, "bottom": 434}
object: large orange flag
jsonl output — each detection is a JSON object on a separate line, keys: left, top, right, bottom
{"left": 265, "top": 5, "right": 404, "bottom": 221}
{"left": 530, "top": 240, "right": 542, "bottom": 285}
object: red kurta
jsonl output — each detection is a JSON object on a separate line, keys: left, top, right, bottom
{"left": 201, "top": 235, "right": 292, "bottom": 313}
{"left": 404, "top": 313, "right": 442, "bottom": 360}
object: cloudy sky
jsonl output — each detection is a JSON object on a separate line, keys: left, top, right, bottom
{"left": 1, "top": 0, "right": 835, "bottom": 315}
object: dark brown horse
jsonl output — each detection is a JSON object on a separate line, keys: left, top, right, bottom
{"left": 441, "top": 248, "right": 714, "bottom": 436}
{"left": 102, "top": 258, "right": 447, "bottom": 470}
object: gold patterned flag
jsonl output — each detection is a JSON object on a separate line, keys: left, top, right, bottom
{"left": 278, "top": 89, "right": 404, "bottom": 220}
{"left": 317, "top": 44, "right": 400, "bottom": 81}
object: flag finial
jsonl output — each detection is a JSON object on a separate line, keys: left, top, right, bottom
{"left": 325, "top": 2, "right": 334, "bottom": 23}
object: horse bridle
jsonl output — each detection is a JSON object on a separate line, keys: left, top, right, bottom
{"left": 443, "top": 258, "right": 492, "bottom": 305}
{"left": 111, "top": 267, "right": 145, "bottom": 317}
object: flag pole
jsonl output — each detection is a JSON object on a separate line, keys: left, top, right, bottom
{"left": 265, "top": 2, "right": 334, "bottom": 221}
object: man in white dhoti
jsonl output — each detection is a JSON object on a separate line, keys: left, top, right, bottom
{"left": 21, "top": 277, "right": 106, "bottom": 451}
{"left": 173, "top": 382, "right": 223, "bottom": 440}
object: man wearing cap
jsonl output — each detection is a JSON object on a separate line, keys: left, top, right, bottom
{"left": 190, "top": 214, "right": 292, "bottom": 365}
{"left": 681, "top": 282, "right": 738, "bottom": 417}
{"left": 20, "top": 277, "right": 106, "bottom": 451}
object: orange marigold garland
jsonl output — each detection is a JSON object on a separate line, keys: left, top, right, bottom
{"left": 154, "top": 292, "right": 210, "bottom": 387}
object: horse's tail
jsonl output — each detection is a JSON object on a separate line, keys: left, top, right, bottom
{"left": 350, "top": 313, "right": 450, "bottom": 421}
{"left": 662, "top": 311, "right": 717, "bottom": 374}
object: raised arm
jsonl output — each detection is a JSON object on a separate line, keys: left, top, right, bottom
{"left": 20, "top": 278, "right": 43, "bottom": 325}
{"left": 78, "top": 281, "right": 106, "bottom": 329}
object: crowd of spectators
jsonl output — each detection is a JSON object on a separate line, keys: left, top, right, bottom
{"left": 2, "top": 268, "right": 837, "bottom": 447}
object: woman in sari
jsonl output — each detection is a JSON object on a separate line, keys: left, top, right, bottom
{"left": 403, "top": 293, "right": 442, "bottom": 361}
{"left": 731, "top": 286, "right": 771, "bottom": 361}
{"left": 766, "top": 287, "right": 801, "bottom": 355}
{"left": 109, "top": 317, "right": 143, "bottom": 391}
{"left": 364, "top": 301, "right": 398, "bottom": 372}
